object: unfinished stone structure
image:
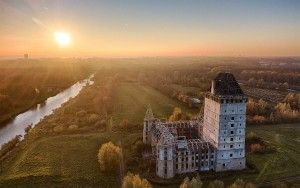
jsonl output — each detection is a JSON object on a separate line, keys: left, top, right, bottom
{"left": 143, "top": 72, "right": 247, "bottom": 179}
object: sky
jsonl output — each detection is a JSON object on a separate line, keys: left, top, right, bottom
{"left": 0, "top": 0, "right": 300, "bottom": 58}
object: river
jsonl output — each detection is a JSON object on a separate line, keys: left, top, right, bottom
{"left": 0, "top": 74, "right": 94, "bottom": 147}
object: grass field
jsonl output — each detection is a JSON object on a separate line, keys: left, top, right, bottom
{"left": 0, "top": 82, "right": 299, "bottom": 187}
{"left": 0, "top": 131, "right": 141, "bottom": 188}
{"left": 246, "top": 124, "right": 300, "bottom": 182}
{"left": 111, "top": 82, "right": 198, "bottom": 125}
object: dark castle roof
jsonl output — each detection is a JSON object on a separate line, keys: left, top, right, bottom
{"left": 212, "top": 73, "right": 244, "bottom": 96}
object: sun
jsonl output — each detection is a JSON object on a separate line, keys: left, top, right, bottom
{"left": 54, "top": 31, "right": 71, "bottom": 47}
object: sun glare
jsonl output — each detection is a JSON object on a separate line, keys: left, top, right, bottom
{"left": 54, "top": 31, "right": 71, "bottom": 47}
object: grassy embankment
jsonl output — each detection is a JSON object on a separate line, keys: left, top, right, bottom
{"left": 0, "top": 81, "right": 299, "bottom": 187}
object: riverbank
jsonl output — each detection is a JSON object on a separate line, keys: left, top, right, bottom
{"left": 0, "top": 59, "right": 92, "bottom": 128}
{"left": 0, "top": 75, "right": 94, "bottom": 146}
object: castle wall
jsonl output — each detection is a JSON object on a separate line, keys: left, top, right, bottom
{"left": 156, "top": 145, "right": 175, "bottom": 179}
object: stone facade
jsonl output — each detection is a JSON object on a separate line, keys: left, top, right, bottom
{"left": 143, "top": 73, "right": 247, "bottom": 179}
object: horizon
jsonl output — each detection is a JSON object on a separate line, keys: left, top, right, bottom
{"left": 1, "top": 0, "right": 300, "bottom": 58}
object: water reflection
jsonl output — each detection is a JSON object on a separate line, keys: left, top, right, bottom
{"left": 0, "top": 74, "right": 94, "bottom": 147}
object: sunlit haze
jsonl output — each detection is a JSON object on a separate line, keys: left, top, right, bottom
{"left": 0, "top": 0, "right": 300, "bottom": 57}
{"left": 54, "top": 31, "right": 71, "bottom": 47}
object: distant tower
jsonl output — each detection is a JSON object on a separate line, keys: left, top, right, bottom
{"left": 203, "top": 73, "right": 247, "bottom": 171}
{"left": 143, "top": 105, "right": 155, "bottom": 144}
{"left": 24, "top": 53, "right": 29, "bottom": 60}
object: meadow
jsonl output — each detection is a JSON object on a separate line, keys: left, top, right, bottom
{"left": 0, "top": 79, "right": 299, "bottom": 187}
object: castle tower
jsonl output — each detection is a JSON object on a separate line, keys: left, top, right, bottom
{"left": 203, "top": 73, "right": 247, "bottom": 171}
{"left": 143, "top": 105, "right": 155, "bottom": 144}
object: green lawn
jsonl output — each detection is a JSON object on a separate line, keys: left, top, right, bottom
{"left": 171, "top": 84, "right": 204, "bottom": 97}
{"left": 246, "top": 124, "right": 300, "bottom": 182}
{"left": 0, "top": 131, "right": 141, "bottom": 188}
{"left": 111, "top": 82, "right": 198, "bottom": 125}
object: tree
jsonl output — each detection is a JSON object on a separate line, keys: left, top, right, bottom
{"left": 122, "top": 172, "right": 152, "bottom": 188}
{"left": 169, "top": 107, "right": 182, "bottom": 122}
{"left": 180, "top": 175, "right": 202, "bottom": 188}
{"left": 228, "top": 179, "right": 257, "bottom": 188}
{"left": 98, "top": 142, "right": 121, "bottom": 172}
{"left": 208, "top": 180, "right": 224, "bottom": 188}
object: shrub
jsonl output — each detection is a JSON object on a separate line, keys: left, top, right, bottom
{"left": 98, "top": 142, "right": 121, "bottom": 172}
{"left": 122, "top": 172, "right": 152, "bottom": 188}
{"left": 208, "top": 180, "right": 224, "bottom": 188}
{"left": 169, "top": 107, "right": 182, "bottom": 122}
{"left": 180, "top": 174, "right": 202, "bottom": 188}
{"left": 228, "top": 179, "right": 257, "bottom": 188}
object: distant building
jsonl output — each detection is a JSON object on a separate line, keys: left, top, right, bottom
{"left": 143, "top": 73, "right": 247, "bottom": 179}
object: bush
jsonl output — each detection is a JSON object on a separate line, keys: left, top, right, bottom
{"left": 122, "top": 172, "right": 152, "bottom": 188}
{"left": 228, "top": 179, "right": 257, "bottom": 188}
{"left": 87, "top": 114, "right": 101, "bottom": 124}
{"left": 169, "top": 107, "right": 182, "bottom": 122}
{"left": 98, "top": 142, "right": 121, "bottom": 172}
{"left": 180, "top": 174, "right": 202, "bottom": 188}
{"left": 208, "top": 180, "right": 224, "bottom": 188}
{"left": 250, "top": 144, "right": 266, "bottom": 153}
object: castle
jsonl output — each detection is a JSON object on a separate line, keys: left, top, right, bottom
{"left": 143, "top": 73, "right": 248, "bottom": 179}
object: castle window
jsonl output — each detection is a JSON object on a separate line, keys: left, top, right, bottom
{"left": 223, "top": 163, "right": 226, "bottom": 167}
{"left": 165, "top": 168, "right": 167, "bottom": 175}
{"left": 186, "top": 164, "right": 188, "bottom": 169}
{"left": 224, "top": 117, "right": 227, "bottom": 120}
{"left": 211, "top": 161, "right": 214, "bottom": 165}
{"left": 230, "top": 154, "right": 233, "bottom": 157}
{"left": 231, "top": 117, "right": 234, "bottom": 120}
{"left": 176, "top": 164, "right": 178, "bottom": 169}
{"left": 230, "top": 145, "right": 233, "bottom": 148}
{"left": 230, "top": 138, "right": 233, "bottom": 141}
{"left": 223, "top": 145, "right": 225, "bottom": 148}
{"left": 224, "top": 139, "right": 226, "bottom": 141}
{"left": 231, "top": 124, "right": 234, "bottom": 127}
{"left": 211, "top": 155, "right": 214, "bottom": 158}
{"left": 231, "top": 131, "right": 234, "bottom": 134}
{"left": 240, "top": 100, "right": 243, "bottom": 103}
